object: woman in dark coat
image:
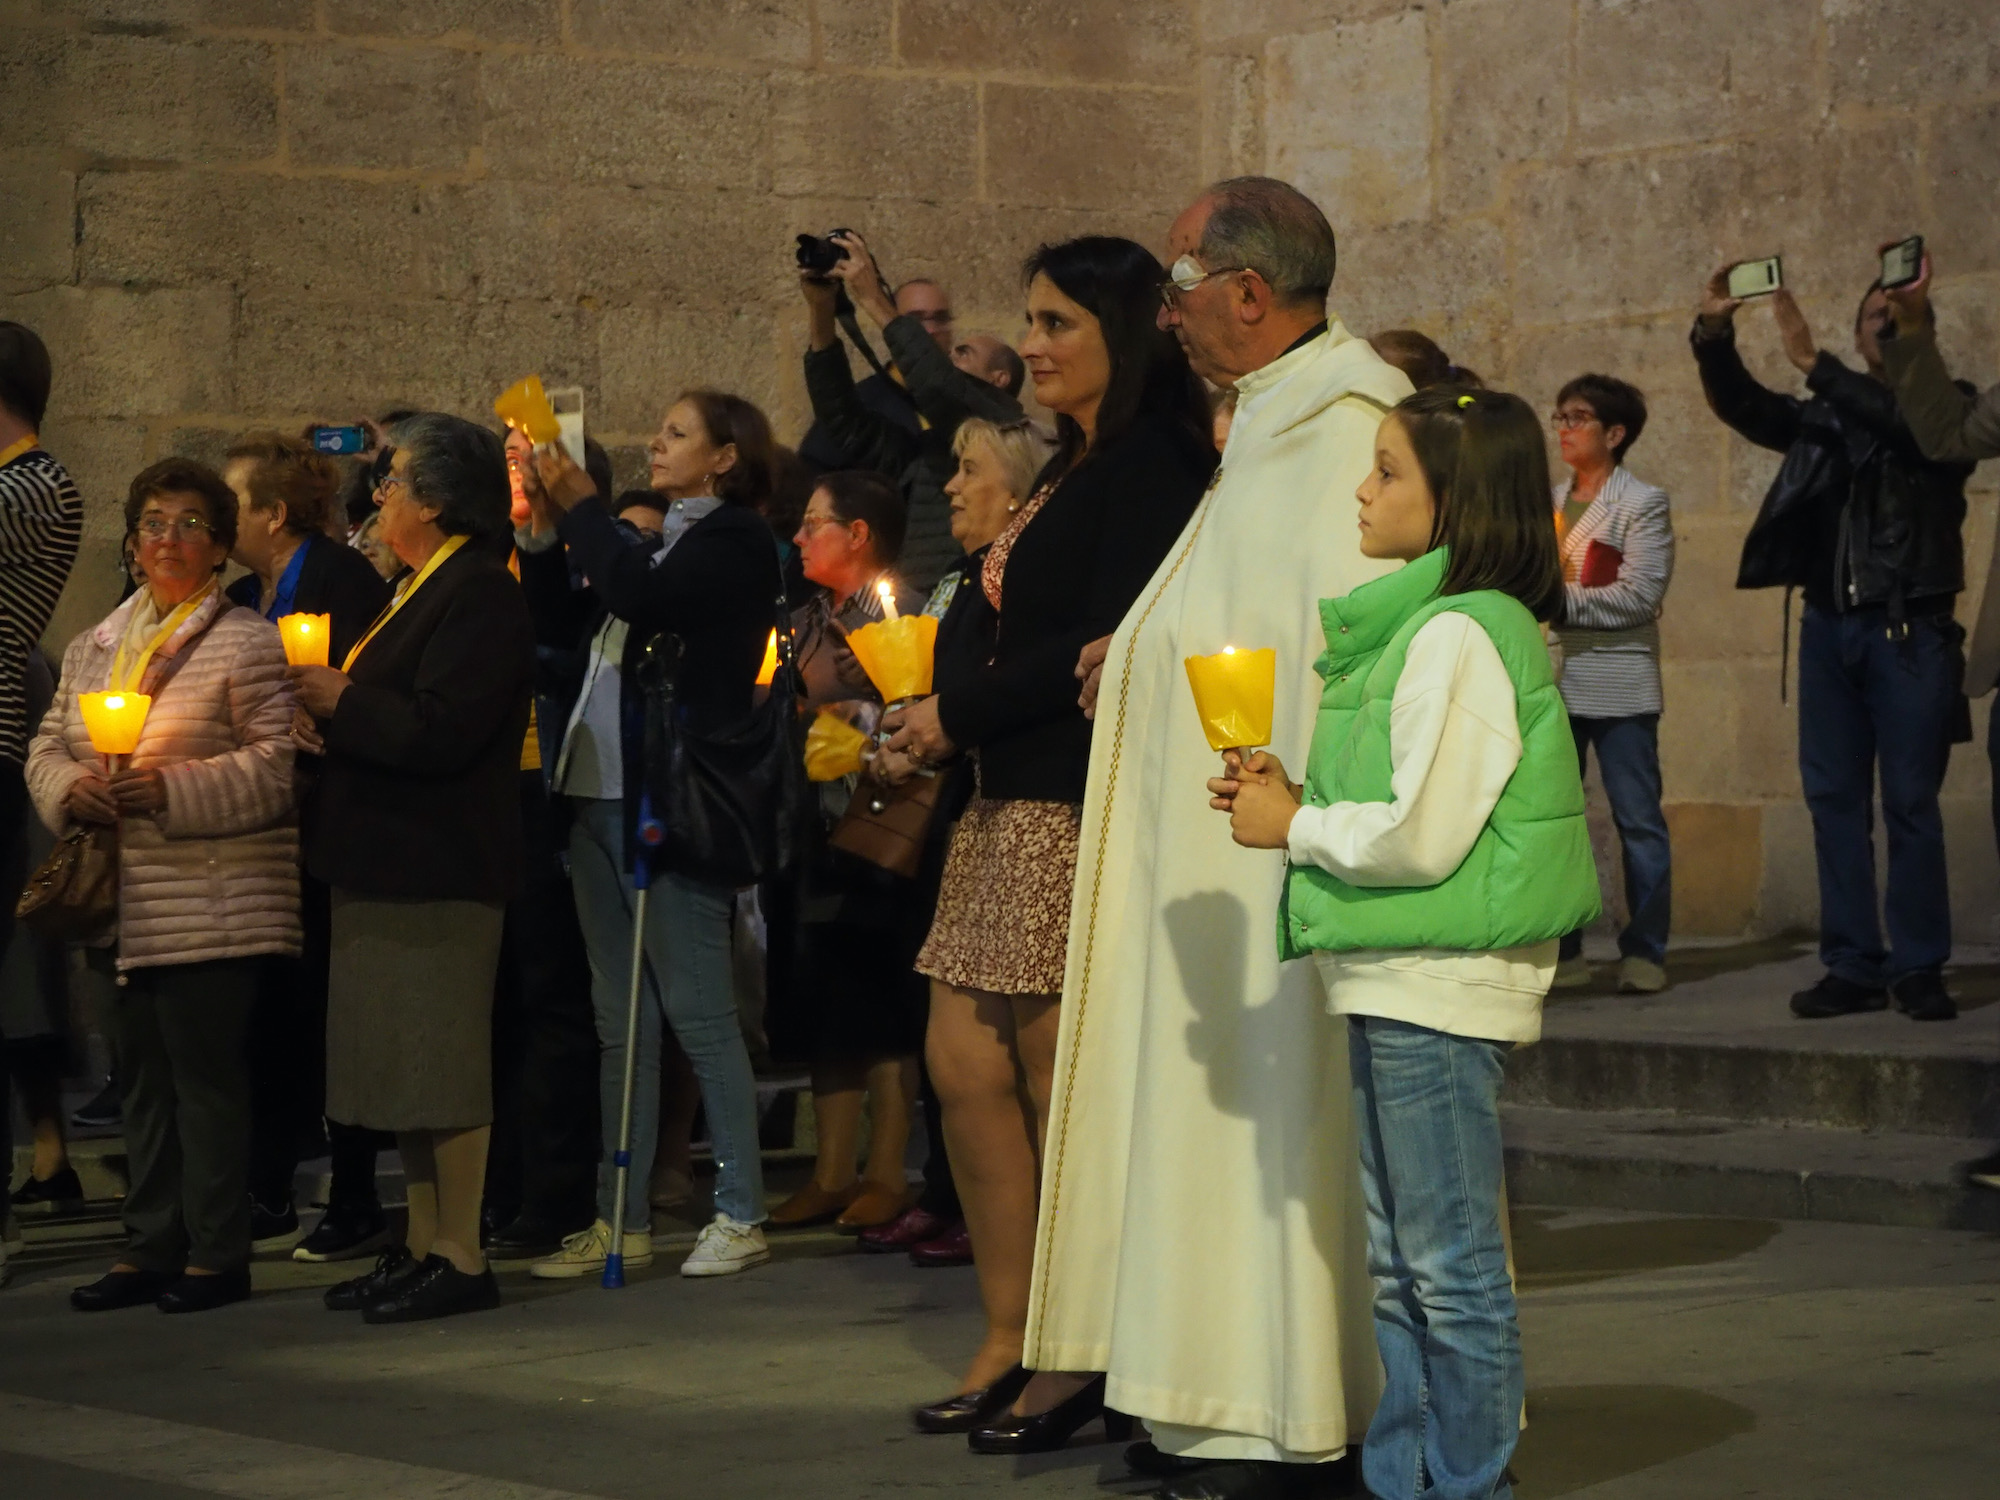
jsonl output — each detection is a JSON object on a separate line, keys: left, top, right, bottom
{"left": 885, "top": 237, "right": 1216, "bottom": 1446}
{"left": 288, "top": 413, "right": 534, "bottom": 1325}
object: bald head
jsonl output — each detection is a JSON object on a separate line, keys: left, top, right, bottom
{"left": 951, "top": 333, "right": 1026, "bottom": 396}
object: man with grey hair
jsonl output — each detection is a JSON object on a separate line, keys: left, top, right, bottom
{"left": 1024, "top": 178, "right": 1412, "bottom": 1500}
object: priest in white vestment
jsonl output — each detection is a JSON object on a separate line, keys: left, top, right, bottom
{"left": 1024, "top": 179, "right": 1414, "bottom": 1497}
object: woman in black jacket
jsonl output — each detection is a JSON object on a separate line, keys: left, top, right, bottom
{"left": 222, "top": 430, "right": 397, "bottom": 1263}
{"left": 288, "top": 413, "right": 534, "bottom": 1324}
{"left": 521, "top": 391, "right": 777, "bottom": 1281}
{"left": 886, "top": 237, "right": 1216, "bottom": 1448}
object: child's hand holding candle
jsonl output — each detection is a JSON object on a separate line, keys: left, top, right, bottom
{"left": 1206, "top": 750, "right": 1302, "bottom": 850}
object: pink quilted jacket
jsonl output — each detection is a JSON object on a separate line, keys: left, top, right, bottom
{"left": 26, "top": 589, "right": 302, "bottom": 971}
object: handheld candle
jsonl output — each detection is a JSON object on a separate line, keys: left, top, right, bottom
{"left": 803, "top": 710, "right": 873, "bottom": 782}
{"left": 846, "top": 612, "right": 938, "bottom": 706}
{"left": 79, "top": 691, "right": 152, "bottom": 757}
{"left": 276, "top": 612, "right": 331, "bottom": 667}
{"left": 754, "top": 628, "right": 780, "bottom": 687}
{"left": 1184, "top": 645, "right": 1276, "bottom": 753}
{"left": 493, "top": 375, "right": 562, "bottom": 446}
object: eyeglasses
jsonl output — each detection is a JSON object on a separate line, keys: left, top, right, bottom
{"left": 1159, "top": 254, "right": 1248, "bottom": 309}
{"left": 375, "top": 472, "right": 411, "bottom": 501}
{"left": 1549, "top": 410, "right": 1601, "bottom": 431}
{"left": 135, "top": 515, "right": 215, "bottom": 541}
{"left": 798, "top": 513, "right": 848, "bottom": 536}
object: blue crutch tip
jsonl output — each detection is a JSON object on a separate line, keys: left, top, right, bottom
{"left": 601, "top": 1252, "right": 625, "bottom": 1289}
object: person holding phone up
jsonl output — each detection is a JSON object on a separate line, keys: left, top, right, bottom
{"left": 1691, "top": 258, "right": 1975, "bottom": 1025}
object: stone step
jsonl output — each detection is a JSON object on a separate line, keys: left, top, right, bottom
{"left": 1503, "top": 1102, "right": 2000, "bottom": 1232}
{"left": 1506, "top": 947, "right": 2000, "bottom": 1137}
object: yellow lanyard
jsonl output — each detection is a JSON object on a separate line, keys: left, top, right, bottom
{"left": 341, "top": 533, "right": 469, "bottom": 672}
{"left": 110, "top": 583, "right": 215, "bottom": 693}
{"left": 0, "top": 435, "right": 37, "bottom": 467}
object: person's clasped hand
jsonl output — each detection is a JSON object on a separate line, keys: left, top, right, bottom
{"left": 288, "top": 664, "right": 351, "bottom": 720}
{"left": 109, "top": 767, "right": 167, "bottom": 818}
{"left": 1206, "top": 750, "right": 1302, "bottom": 851}
{"left": 1076, "top": 634, "right": 1112, "bottom": 719}
{"left": 64, "top": 772, "right": 120, "bottom": 826}
{"left": 882, "top": 695, "right": 954, "bottom": 766}
{"left": 290, "top": 704, "right": 326, "bottom": 755}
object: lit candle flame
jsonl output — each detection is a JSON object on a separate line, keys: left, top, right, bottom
{"left": 876, "top": 578, "right": 899, "bottom": 621}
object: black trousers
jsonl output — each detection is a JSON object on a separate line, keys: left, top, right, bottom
{"left": 0, "top": 762, "right": 26, "bottom": 1215}
{"left": 111, "top": 957, "right": 259, "bottom": 1273}
{"left": 484, "top": 773, "right": 600, "bottom": 1228}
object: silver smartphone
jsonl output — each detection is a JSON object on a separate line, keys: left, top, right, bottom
{"left": 1726, "top": 257, "right": 1783, "bottom": 299}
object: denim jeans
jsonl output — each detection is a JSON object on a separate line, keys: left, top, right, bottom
{"left": 1796, "top": 604, "right": 1956, "bottom": 985}
{"left": 568, "top": 798, "right": 766, "bottom": 1227}
{"left": 1349, "top": 1016, "right": 1519, "bottom": 1500}
{"left": 1557, "top": 714, "right": 1671, "bottom": 964}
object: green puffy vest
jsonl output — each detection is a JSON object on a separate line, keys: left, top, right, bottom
{"left": 1277, "top": 547, "right": 1601, "bottom": 961}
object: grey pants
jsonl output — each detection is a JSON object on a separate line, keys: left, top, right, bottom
{"left": 109, "top": 957, "right": 259, "bottom": 1273}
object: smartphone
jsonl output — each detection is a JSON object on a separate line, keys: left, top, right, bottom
{"left": 310, "top": 424, "right": 368, "bottom": 455}
{"left": 1881, "top": 235, "right": 1924, "bottom": 290}
{"left": 547, "top": 386, "right": 587, "bottom": 469}
{"left": 1726, "top": 257, "right": 1783, "bottom": 300}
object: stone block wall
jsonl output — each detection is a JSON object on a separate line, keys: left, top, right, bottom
{"left": 5, "top": 0, "right": 1996, "bottom": 941}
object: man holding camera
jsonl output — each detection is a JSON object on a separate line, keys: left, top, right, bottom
{"left": 1691, "top": 262, "right": 1975, "bottom": 1024}
{"left": 797, "top": 233, "right": 1025, "bottom": 592}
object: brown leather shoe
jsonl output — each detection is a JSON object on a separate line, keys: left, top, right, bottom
{"left": 767, "top": 1181, "right": 859, "bottom": 1228}
{"left": 835, "top": 1181, "right": 910, "bottom": 1231}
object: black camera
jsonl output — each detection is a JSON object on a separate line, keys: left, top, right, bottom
{"left": 795, "top": 228, "right": 855, "bottom": 277}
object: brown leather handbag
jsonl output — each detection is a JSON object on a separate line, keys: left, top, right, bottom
{"left": 15, "top": 822, "right": 119, "bottom": 943}
{"left": 828, "top": 771, "right": 945, "bottom": 880}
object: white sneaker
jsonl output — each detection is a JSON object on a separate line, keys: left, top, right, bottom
{"left": 529, "top": 1218, "right": 653, "bottom": 1280}
{"left": 1550, "top": 955, "right": 1592, "bottom": 989}
{"left": 1618, "top": 955, "right": 1667, "bottom": 993}
{"left": 679, "top": 1214, "right": 769, "bottom": 1278}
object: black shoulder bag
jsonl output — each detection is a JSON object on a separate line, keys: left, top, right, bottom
{"left": 633, "top": 555, "right": 809, "bottom": 889}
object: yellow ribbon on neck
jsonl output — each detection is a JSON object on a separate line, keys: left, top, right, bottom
{"left": 0, "top": 435, "right": 38, "bottom": 468}
{"left": 111, "top": 581, "right": 217, "bottom": 693}
{"left": 341, "top": 533, "right": 470, "bottom": 672}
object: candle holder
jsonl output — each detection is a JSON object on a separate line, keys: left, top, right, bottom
{"left": 276, "top": 612, "right": 331, "bottom": 667}
{"left": 1184, "top": 646, "right": 1276, "bottom": 753}
{"left": 493, "top": 375, "right": 562, "bottom": 445}
{"left": 79, "top": 691, "right": 151, "bottom": 763}
{"left": 846, "top": 614, "right": 938, "bottom": 705}
{"left": 803, "top": 710, "right": 873, "bottom": 782}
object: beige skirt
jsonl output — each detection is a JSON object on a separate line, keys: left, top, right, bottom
{"left": 325, "top": 890, "right": 504, "bottom": 1132}
{"left": 916, "top": 797, "right": 1082, "bottom": 996}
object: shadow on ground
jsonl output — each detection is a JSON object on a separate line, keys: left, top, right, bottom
{"left": 1513, "top": 1384, "right": 1757, "bottom": 1498}
{"left": 1512, "top": 1208, "right": 1780, "bottom": 1290}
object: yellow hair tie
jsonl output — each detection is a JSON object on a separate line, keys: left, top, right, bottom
{"left": 1457, "top": 394, "right": 1475, "bottom": 409}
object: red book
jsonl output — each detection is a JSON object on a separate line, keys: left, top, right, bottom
{"left": 1579, "top": 539, "right": 1623, "bottom": 588}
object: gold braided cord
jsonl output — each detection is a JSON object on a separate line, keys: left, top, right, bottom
{"left": 1029, "top": 469, "right": 1221, "bottom": 1337}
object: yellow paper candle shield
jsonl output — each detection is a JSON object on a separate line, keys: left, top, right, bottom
{"left": 1184, "top": 646, "right": 1276, "bottom": 752}
{"left": 493, "top": 375, "right": 561, "bottom": 446}
{"left": 276, "top": 612, "right": 331, "bottom": 667}
{"left": 803, "top": 710, "right": 872, "bottom": 782}
{"left": 846, "top": 614, "right": 938, "bottom": 705}
{"left": 79, "top": 691, "right": 152, "bottom": 756}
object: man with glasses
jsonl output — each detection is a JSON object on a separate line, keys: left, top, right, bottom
{"left": 797, "top": 231, "right": 1024, "bottom": 591}
{"left": 1028, "top": 178, "right": 1412, "bottom": 1500}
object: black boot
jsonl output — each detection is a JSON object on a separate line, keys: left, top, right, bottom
{"left": 1890, "top": 971, "right": 1957, "bottom": 1022}
{"left": 1789, "top": 972, "right": 1887, "bottom": 1019}
{"left": 361, "top": 1254, "right": 500, "bottom": 1325}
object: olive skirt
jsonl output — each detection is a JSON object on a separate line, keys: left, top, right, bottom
{"left": 325, "top": 890, "right": 505, "bottom": 1132}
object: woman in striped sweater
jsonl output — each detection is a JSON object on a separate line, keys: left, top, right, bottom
{"left": 1547, "top": 373, "right": 1676, "bottom": 994}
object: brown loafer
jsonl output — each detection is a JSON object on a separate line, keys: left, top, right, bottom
{"left": 836, "top": 1182, "right": 910, "bottom": 1231}
{"left": 767, "top": 1181, "right": 859, "bottom": 1228}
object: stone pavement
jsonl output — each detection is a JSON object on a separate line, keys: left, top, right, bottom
{"left": 3, "top": 1200, "right": 1998, "bottom": 1499}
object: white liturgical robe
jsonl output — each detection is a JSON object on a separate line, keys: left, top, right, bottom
{"left": 1023, "top": 320, "right": 1414, "bottom": 1459}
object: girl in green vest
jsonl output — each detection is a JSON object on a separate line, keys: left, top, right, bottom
{"left": 1209, "top": 387, "right": 1600, "bottom": 1500}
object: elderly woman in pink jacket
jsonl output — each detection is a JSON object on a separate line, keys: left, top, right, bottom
{"left": 27, "top": 457, "right": 300, "bottom": 1315}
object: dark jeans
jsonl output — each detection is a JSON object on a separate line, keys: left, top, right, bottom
{"left": 486, "top": 774, "right": 600, "bottom": 1229}
{"left": 1557, "top": 714, "right": 1672, "bottom": 965}
{"left": 246, "top": 876, "right": 386, "bottom": 1213}
{"left": 0, "top": 763, "right": 27, "bottom": 1220}
{"left": 1797, "top": 603, "right": 1957, "bottom": 985}
{"left": 110, "top": 957, "right": 259, "bottom": 1273}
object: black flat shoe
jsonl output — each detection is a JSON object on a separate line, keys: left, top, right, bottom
{"left": 486, "top": 1211, "right": 590, "bottom": 1261}
{"left": 1789, "top": 972, "right": 1886, "bottom": 1019}
{"left": 11, "top": 1165, "right": 84, "bottom": 1212}
{"left": 323, "top": 1244, "right": 416, "bottom": 1311}
{"left": 967, "top": 1372, "right": 1134, "bottom": 1454}
{"left": 157, "top": 1266, "right": 251, "bottom": 1314}
{"left": 361, "top": 1254, "right": 500, "bottom": 1324}
{"left": 1158, "top": 1457, "right": 1358, "bottom": 1499}
{"left": 71, "top": 1268, "right": 174, "bottom": 1312}
{"left": 1127, "top": 1440, "right": 1214, "bottom": 1479}
{"left": 912, "top": 1362, "right": 1031, "bottom": 1434}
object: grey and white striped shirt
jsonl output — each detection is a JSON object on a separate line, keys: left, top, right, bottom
{"left": 1550, "top": 466, "right": 1674, "bottom": 720}
{"left": 0, "top": 447, "right": 83, "bottom": 765}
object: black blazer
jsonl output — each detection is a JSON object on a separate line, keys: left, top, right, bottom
{"left": 936, "top": 410, "right": 1214, "bottom": 802}
{"left": 307, "top": 541, "right": 535, "bottom": 902}
{"left": 225, "top": 531, "right": 393, "bottom": 663}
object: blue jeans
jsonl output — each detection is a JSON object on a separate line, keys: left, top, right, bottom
{"left": 1796, "top": 604, "right": 1956, "bottom": 986}
{"left": 1349, "top": 1016, "right": 1519, "bottom": 1500}
{"left": 567, "top": 798, "right": 766, "bottom": 1227}
{"left": 1558, "top": 714, "right": 1671, "bottom": 964}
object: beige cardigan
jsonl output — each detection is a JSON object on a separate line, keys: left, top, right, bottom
{"left": 26, "top": 588, "right": 301, "bottom": 971}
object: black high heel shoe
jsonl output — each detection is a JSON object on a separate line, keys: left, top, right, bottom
{"left": 967, "top": 1372, "right": 1135, "bottom": 1455}
{"left": 912, "top": 1362, "right": 1031, "bottom": 1434}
